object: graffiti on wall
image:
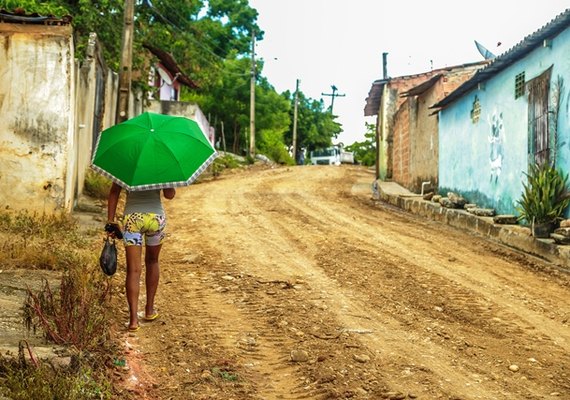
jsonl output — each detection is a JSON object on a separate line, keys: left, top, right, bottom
{"left": 488, "top": 111, "right": 505, "bottom": 184}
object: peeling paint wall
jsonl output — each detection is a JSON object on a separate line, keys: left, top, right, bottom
{"left": 439, "top": 28, "right": 570, "bottom": 215}
{"left": 0, "top": 23, "right": 75, "bottom": 213}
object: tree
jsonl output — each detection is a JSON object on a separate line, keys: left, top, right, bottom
{"left": 283, "top": 91, "right": 342, "bottom": 153}
{"left": 346, "top": 122, "right": 376, "bottom": 166}
{"left": 254, "top": 77, "right": 292, "bottom": 163}
{"left": 1, "top": 0, "right": 342, "bottom": 160}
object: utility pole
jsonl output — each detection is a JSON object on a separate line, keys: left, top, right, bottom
{"left": 116, "top": 0, "right": 135, "bottom": 124}
{"left": 292, "top": 79, "right": 300, "bottom": 162}
{"left": 321, "top": 84, "right": 345, "bottom": 114}
{"left": 249, "top": 31, "right": 256, "bottom": 157}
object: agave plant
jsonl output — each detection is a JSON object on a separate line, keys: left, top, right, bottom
{"left": 516, "top": 163, "right": 570, "bottom": 225}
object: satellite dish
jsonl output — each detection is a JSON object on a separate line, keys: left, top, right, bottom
{"left": 157, "top": 67, "right": 173, "bottom": 85}
{"left": 474, "top": 40, "right": 496, "bottom": 60}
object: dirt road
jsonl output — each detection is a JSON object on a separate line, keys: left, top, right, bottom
{"left": 117, "top": 164, "right": 570, "bottom": 400}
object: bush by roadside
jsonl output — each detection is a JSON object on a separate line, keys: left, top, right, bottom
{"left": 0, "top": 210, "right": 129, "bottom": 400}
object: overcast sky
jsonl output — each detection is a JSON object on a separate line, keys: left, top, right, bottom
{"left": 247, "top": 0, "right": 569, "bottom": 145}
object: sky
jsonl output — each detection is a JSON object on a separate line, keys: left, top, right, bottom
{"left": 247, "top": 0, "right": 569, "bottom": 145}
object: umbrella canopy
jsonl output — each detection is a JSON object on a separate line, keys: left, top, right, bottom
{"left": 91, "top": 112, "right": 217, "bottom": 191}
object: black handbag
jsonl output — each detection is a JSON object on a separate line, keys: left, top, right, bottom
{"left": 99, "top": 237, "right": 117, "bottom": 276}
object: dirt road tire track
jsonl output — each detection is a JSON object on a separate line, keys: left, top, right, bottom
{"left": 118, "top": 165, "right": 569, "bottom": 400}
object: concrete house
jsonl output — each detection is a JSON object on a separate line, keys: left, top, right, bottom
{"left": 364, "top": 62, "right": 484, "bottom": 191}
{"left": 431, "top": 8, "right": 570, "bottom": 215}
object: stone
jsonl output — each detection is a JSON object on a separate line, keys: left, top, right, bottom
{"left": 440, "top": 197, "right": 455, "bottom": 208}
{"left": 432, "top": 195, "right": 442, "bottom": 203}
{"left": 553, "top": 227, "right": 570, "bottom": 237}
{"left": 49, "top": 356, "right": 72, "bottom": 370}
{"left": 353, "top": 354, "right": 370, "bottom": 363}
{"left": 551, "top": 234, "right": 570, "bottom": 245}
{"left": 493, "top": 215, "right": 518, "bottom": 224}
{"left": 316, "top": 374, "right": 336, "bottom": 383}
{"left": 464, "top": 203, "right": 477, "bottom": 210}
{"left": 423, "top": 192, "right": 434, "bottom": 201}
{"left": 290, "top": 349, "right": 309, "bottom": 362}
{"left": 382, "top": 392, "right": 406, "bottom": 400}
{"left": 448, "top": 192, "right": 467, "bottom": 207}
{"left": 469, "top": 208, "right": 496, "bottom": 217}
{"left": 560, "top": 219, "right": 570, "bottom": 228}
{"left": 509, "top": 364, "right": 520, "bottom": 372}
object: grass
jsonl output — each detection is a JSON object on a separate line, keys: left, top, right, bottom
{"left": 212, "top": 154, "right": 244, "bottom": 176}
{"left": 0, "top": 210, "right": 127, "bottom": 399}
{"left": 0, "top": 342, "right": 113, "bottom": 400}
{"left": 0, "top": 210, "right": 87, "bottom": 270}
{"left": 84, "top": 169, "right": 112, "bottom": 199}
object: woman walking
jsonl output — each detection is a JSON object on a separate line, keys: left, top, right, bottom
{"left": 106, "top": 183, "right": 176, "bottom": 332}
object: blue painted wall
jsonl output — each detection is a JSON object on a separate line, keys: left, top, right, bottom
{"left": 439, "top": 28, "right": 570, "bottom": 215}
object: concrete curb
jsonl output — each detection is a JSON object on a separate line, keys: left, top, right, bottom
{"left": 375, "top": 184, "right": 570, "bottom": 270}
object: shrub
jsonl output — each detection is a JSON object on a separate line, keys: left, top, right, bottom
{"left": 516, "top": 163, "right": 570, "bottom": 225}
{"left": 0, "top": 344, "right": 113, "bottom": 400}
{"left": 84, "top": 169, "right": 112, "bottom": 199}
{"left": 0, "top": 211, "right": 87, "bottom": 270}
{"left": 24, "top": 264, "right": 112, "bottom": 352}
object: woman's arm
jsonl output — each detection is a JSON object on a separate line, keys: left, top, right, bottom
{"left": 163, "top": 188, "right": 176, "bottom": 200}
{"left": 107, "top": 183, "right": 122, "bottom": 222}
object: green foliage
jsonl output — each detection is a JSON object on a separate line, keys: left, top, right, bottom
{"left": 516, "top": 163, "right": 570, "bottom": 224}
{"left": 84, "top": 169, "right": 112, "bottom": 200}
{"left": 346, "top": 122, "right": 376, "bottom": 166}
{"left": 212, "top": 154, "right": 243, "bottom": 176}
{"left": 283, "top": 91, "right": 342, "bottom": 153}
{"left": 3, "top": 0, "right": 342, "bottom": 158}
{"left": 257, "top": 128, "right": 294, "bottom": 165}
{"left": 211, "top": 366, "right": 239, "bottom": 381}
{"left": 0, "top": 0, "right": 68, "bottom": 16}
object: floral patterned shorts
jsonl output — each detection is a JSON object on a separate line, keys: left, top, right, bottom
{"left": 122, "top": 213, "right": 166, "bottom": 247}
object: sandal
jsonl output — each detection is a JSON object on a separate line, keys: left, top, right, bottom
{"left": 143, "top": 312, "right": 160, "bottom": 322}
{"left": 128, "top": 325, "right": 140, "bottom": 332}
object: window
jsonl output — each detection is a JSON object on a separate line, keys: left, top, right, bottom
{"left": 515, "top": 72, "right": 525, "bottom": 99}
{"left": 527, "top": 68, "right": 552, "bottom": 165}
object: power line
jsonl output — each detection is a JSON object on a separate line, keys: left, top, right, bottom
{"left": 321, "top": 84, "right": 345, "bottom": 114}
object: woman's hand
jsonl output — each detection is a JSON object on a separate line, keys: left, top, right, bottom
{"left": 163, "top": 188, "right": 176, "bottom": 199}
{"left": 104, "top": 221, "right": 123, "bottom": 239}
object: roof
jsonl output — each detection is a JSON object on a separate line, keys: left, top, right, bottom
{"left": 143, "top": 44, "right": 199, "bottom": 89}
{"left": 363, "top": 79, "right": 387, "bottom": 116}
{"left": 400, "top": 74, "right": 442, "bottom": 98}
{"left": 364, "top": 61, "right": 486, "bottom": 117}
{"left": 0, "top": 9, "right": 71, "bottom": 25}
{"left": 432, "top": 8, "right": 570, "bottom": 110}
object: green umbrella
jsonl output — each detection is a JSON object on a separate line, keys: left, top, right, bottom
{"left": 91, "top": 112, "right": 217, "bottom": 191}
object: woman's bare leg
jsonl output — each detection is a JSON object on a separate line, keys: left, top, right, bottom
{"left": 125, "top": 245, "right": 143, "bottom": 329}
{"left": 144, "top": 244, "right": 162, "bottom": 317}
